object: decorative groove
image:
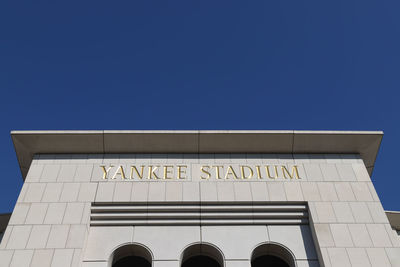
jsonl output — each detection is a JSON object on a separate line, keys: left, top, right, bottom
{"left": 90, "top": 202, "right": 308, "bottom": 226}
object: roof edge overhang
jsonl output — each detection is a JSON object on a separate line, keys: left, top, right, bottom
{"left": 0, "top": 213, "right": 11, "bottom": 233}
{"left": 11, "top": 130, "right": 383, "bottom": 180}
{"left": 386, "top": 211, "right": 400, "bottom": 230}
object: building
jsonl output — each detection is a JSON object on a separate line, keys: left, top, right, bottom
{"left": 0, "top": 130, "right": 399, "bottom": 267}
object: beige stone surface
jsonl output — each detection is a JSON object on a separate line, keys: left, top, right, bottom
{"left": 2, "top": 148, "right": 397, "bottom": 267}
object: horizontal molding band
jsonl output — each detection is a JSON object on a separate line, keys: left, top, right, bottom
{"left": 91, "top": 212, "right": 308, "bottom": 219}
{"left": 90, "top": 219, "right": 309, "bottom": 226}
{"left": 90, "top": 202, "right": 309, "bottom": 226}
{"left": 91, "top": 204, "right": 307, "bottom": 212}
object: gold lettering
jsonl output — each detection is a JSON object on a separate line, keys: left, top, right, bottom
{"left": 213, "top": 166, "right": 223, "bottom": 179}
{"left": 225, "top": 165, "right": 238, "bottom": 179}
{"left": 265, "top": 165, "right": 276, "bottom": 179}
{"left": 100, "top": 165, "right": 114, "bottom": 179}
{"left": 148, "top": 166, "right": 160, "bottom": 179}
{"left": 201, "top": 166, "right": 211, "bottom": 179}
{"left": 256, "top": 165, "right": 262, "bottom": 179}
{"left": 104, "top": 163, "right": 301, "bottom": 181}
{"left": 281, "top": 165, "right": 301, "bottom": 179}
{"left": 112, "top": 165, "right": 126, "bottom": 179}
{"left": 130, "top": 165, "right": 145, "bottom": 179}
{"left": 163, "top": 165, "right": 173, "bottom": 179}
{"left": 177, "top": 165, "right": 187, "bottom": 179}
{"left": 240, "top": 165, "right": 253, "bottom": 179}
{"left": 274, "top": 165, "right": 279, "bottom": 178}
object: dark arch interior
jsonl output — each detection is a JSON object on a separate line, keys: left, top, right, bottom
{"left": 251, "top": 255, "right": 289, "bottom": 267}
{"left": 113, "top": 256, "right": 151, "bottom": 267}
{"left": 182, "top": 255, "right": 221, "bottom": 267}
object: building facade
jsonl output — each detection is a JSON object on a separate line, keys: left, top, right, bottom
{"left": 0, "top": 130, "right": 399, "bottom": 267}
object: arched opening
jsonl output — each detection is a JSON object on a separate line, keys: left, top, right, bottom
{"left": 182, "top": 255, "right": 220, "bottom": 267}
{"left": 113, "top": 256, "right": 150, "bottom": 267}
{"left": 110, "top": 244, "right": 152, "bottom": 267}
{"left": 181, "top": 243, "right": 223, "bottom": 267}
{"left": 251, "top": 243, "right": 295, "bottom": 267}
{"left": 252, "top": 255, "right": 289, "bottom": 267}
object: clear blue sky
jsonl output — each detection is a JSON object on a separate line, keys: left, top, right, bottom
{"left": 0, "top": 1, "right": 399, "bottom": 213}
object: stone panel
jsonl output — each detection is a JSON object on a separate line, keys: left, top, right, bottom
{"left": 51, "top": 249, "right": 74, "bottom": 267}
{"left": 81, "top": 262, "right": 108, "bottom": 267}
{"left": 303, "top": 165, "right": 323, "bottom": 181}
{"left": 134, "top": 226, "right": 199, "bottom": 260}
{"left": 225, "top": 260, "right": 251, "bottom": 267}
{"left": 200, "top": 183, "right": 218, "bottom": 201}
{"left": 9, "top": 249, "right": 33, "bottom": 267}
{"left": 317, "top": 183, "right": 338, "bottom": 202}
{"left": 347, "top": 224, "right": 373, "bottom": 247}
{"left": 320, "top": 164, "right": 340, "bottom": 181}
{"left": 202, "top": 225, "right": 268, "bottom": 260}
{"left": 25, "top": 203, "right": 48, "bottom": 224}
{"left": 74, "top": 165, "right": 94, "bottom": 182}
{"left": 113, "top": 182, "right": 132, "bottom": 202}
{"left": 67, "top": 225, "right": 87, "bottom": 248}
{"left": 349, "top": 202, "right": 373, "bottom": 223}
{"left": 284, "top": 182, "right": 303, "bottom": 201}
{"left": 27, "top": 225, "right": 51, "bottom": 249}
{"left": 352, "top": 164, "right": 371, "bottom": 182}
{"left": 330, "top": 224, "right": 353, "bottom": 247}
{"left": 269, "top": 225, "right": 317, "bottom": 260}
{"left": 95, "top": 182, "right": 115, "bottom": 202}
{"left": 58, "top": 165, "right": 77, "bottom": 182}
{"left": 78, "top": 183, "right": 97, "bottom": 202}
{"left": 8, "top": 203, "right": 30, "bottom": 225}
{"left": 334, "top": 182, "right": 355, "bottom": 202}
{"left": 60, "top": 183, "right": 80, "bottom": 202}
{"left": 71, "top": 249, "right": 83, "bottom": 267}
{"left": 42, "top": 183, "right": 63, "bottom": 202}
{"left": 0, "top": 226, "right": 12, "bottom": 249}
{"left": 47, "top": 225, "right": 70, "bottom": 248}
{"left": 351, "top": 182, "right": 373, "bottom": 202}
{"left": 367, "top": 202, "right": 389, "bottom": 223}
{"left": 6, "top": 225, "right": 32, "bottom": 249}
{"left": 25, "top": 165, "right": 43, "bottom": 183}
{"left": 296, "top": 260, "right": 320, "bottom": 267}
{"left": 335, "top": 164, "right": 356, "bottom": 181}
{"left": 30, "top": 249, "right": 54, "bottom": 267}
{"left": 250, "top": 182, "right": 269, "bottom": 201}
{"left": 314, "top": 203, "right": 336, "bottom": 223}
{"left": 385, "top": 248, "right": 400, "bottom": 267}
{"left": 267, "top": 183, "right": 286, "bottom": 201}
{"left": 366, "top": 248, "right": 391, "bottom": 267}
{"left": 153, "top": 261, "right": 179, "bottom": 267}
{"left": 327, "top": 248, "right": 351, "bottom": 267}
{"left": 366, "top": 224, "right": 392, "bottom": 247}
{"left": 131, "top": 183, "right": 149, "bottom": 202}
{"left": 63, "top": 203, "right": 85, "bottom": 224}
{"left": 148, "top": 182, "right": 166, "bottom": 201}
{"left": 0, "top": 250, "right": 13, "bottom": 267}
{"left": 41, "top": 165, "right": 61, "bottom": 182}
{"left": 346, "top": 248, "right": 371, "bottom": 267}
{"left": 44, "top": 203, "right": 67, "bottom": 224}
{"left": 233, "top": 182, "right": 252, "bottom": 201}
{"left": 182, "top": 182, "right": 200, "bottom": 202}
{"left": 24, "top": 183, "right": 46, "bottom": 202}
{"left": 165, "top": 182, "right": 183, "bottom": 201}
{"left": 83, "top": 226, "right": 133, "bottom": 261}
{"left": 314, "top": 224, "right": 334, "bottom": 247}
{"left": 217, "top": 182, "right": 235, "bottom": 201}
{"left": 301, "top": 182, "right": 321, "bottom": 201}
{"left": 332, "top": 202, "right": 354, "bottom": 223}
